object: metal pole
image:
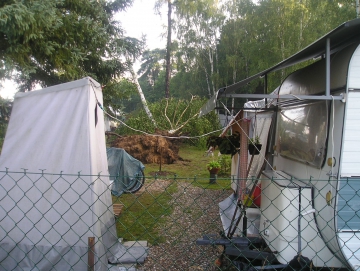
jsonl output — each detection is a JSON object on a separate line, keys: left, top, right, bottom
{"left": 264, "top": 74, "right": 268, "bottom": 108}
{"left": 326, "top": 38, "right": 330, "bottom": 97}
{"left": 298, "top": 188, "right": 302, "bottom": 254}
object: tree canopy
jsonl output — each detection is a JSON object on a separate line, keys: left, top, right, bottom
{"left": 0, "top": 0, "right": 142, "bottom": 106}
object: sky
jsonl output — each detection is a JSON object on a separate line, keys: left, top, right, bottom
{"left": 0, "top": 0, "right": 167, "bottom": 100}
{"left": 118, "top": 0, "right": 167, "bottom": 51}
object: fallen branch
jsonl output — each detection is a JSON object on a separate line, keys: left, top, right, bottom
{"left": 105, "top": 131, "right": 123, "bottom": 139}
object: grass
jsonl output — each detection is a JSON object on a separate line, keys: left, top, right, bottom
{"left": 113, "top": 143, "right": 233, "bottom": 244}
{"left": 113, "top": 182, "right": 177, "bottom": 245}
{"left": 144, "top": 144, "right": 233, "bottom": 190}
{"left": 143, "top": 144, "right": 231, "bottom": 178}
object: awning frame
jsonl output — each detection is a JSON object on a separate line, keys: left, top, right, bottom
{"left": 199, "top": 18, "right": 360, "bottom": 117}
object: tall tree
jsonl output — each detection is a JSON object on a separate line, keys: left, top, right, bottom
{"left": 129, "top": 63, "right": 157, "bottom": 127}
{"left": 155, "top": 0, "right": 173, "bottom": 98}
{"left": 165, "top": 0, "right": 172, "bottom": 98}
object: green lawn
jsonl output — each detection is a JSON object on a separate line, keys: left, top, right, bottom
{"left": 113, "top": 182, "right": 177, "bottom": 245}
{"left": 143, "top": 144, "right": 232, "bottom": 178}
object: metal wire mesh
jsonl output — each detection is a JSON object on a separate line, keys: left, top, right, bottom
{"left": 0, "top": 171, "right": 358, "bottom": 271}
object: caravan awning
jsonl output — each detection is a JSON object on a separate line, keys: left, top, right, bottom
{"left": 199, "top": 18, "right": 360, "bottom": 117}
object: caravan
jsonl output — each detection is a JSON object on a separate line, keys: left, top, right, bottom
{"left": 198, "top": 18, "right": 360, "bottom": 270}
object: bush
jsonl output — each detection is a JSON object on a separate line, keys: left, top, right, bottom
{"left": 218, "top": 155, "right": 231, "bottom": 175}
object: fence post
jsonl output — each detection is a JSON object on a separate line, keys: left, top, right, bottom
{"left": 88, "top": 237, "right": 95, "bottom": 271}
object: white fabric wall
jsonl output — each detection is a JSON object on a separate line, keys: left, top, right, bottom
{"left": 0, "top": 77, "right": 117, "bottom": 271}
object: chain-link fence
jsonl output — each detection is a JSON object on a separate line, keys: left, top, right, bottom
{"left": 0, "top": 170, "right": 359, "bottom": 271}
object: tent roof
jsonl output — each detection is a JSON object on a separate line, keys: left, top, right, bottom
{"left": 200, "top": 18, "right": 360, "bottom": 116}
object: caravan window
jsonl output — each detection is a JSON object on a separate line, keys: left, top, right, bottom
{"left": 277, "top": 101, "right": 328, "bottom": 168}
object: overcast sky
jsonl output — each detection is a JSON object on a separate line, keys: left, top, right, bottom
{"left": 118, "top": 0, "right": 167, "bottom": 50}
{"left": 0, "top": 0, "right": 167, "bottom": 100}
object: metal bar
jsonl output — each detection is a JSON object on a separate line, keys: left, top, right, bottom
{"left": 251, "top": 264, "right": 288, "bottom": 270}
{"left": 242, "top": 212, "right": 247, "bottom": 237}
{"left": 326, "top": 38, "right": 331, "bottom": 97}
{"left": 298, "top": 188, "right": 302, "bottom": 254}
{"left": 264, "top": 74, "right": 268, "bottom": 107}
{"left": 223, "top": 94, "right": 343, "bottom": 100}
{"left": 214, "top": 107, "right": 275, "bottom": 111}
{"left": 196, "top": 236, "right": 253, "bottom": 246}
{"left": 227, "top": 201, "right": 240, "bottom": 238}
{"left": 225, "top": 247, "right": 277, "bottom": 260}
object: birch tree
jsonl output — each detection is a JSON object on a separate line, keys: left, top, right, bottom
{"left": 155, "top": 0, "right": 173, "bottom": 98}
{"left": 128, "top": 61, "right": 157, "bottom": 127}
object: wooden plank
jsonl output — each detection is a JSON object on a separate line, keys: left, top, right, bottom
{"left": 88, "top": 237, "right": 95, "bottom": 271}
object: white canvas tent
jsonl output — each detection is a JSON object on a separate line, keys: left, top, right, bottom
{"left": 0, "top": 77, "right": 146, "bottom": 270}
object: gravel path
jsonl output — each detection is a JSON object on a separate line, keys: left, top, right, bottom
{"left": 137, "top": 179, "right": 233, "bottom": 271}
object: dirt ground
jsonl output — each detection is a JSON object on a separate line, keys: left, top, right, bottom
{"left": 108, "top": 134, "right": 180, "bottom": 165}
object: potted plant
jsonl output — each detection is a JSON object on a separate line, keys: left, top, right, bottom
{"left": 207, "top": 159, "right": 221, "bottom": 184}
{"left": 207, "top": 160, "right": 221, "bottom": 175}
{"left": 206, "top": 132, "right": 240, "bottom": 156}
{"left": 248, "top": 136, "right": 262, "bottom": 155}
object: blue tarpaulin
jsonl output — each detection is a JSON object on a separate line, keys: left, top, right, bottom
{"left": 107, "top": 147, "right": 145, "bottom": 196}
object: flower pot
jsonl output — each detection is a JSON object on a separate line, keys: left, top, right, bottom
{"left": 208, "top": 167, "right": 220, "bottom": 175}
{"left": 208, "top": 168, "right": 220, "bottom": 184}
{"left": 248, "top": 143, "right": 262, "bottom": 155}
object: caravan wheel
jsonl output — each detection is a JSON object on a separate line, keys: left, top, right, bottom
{"left": 124, "top": 170, "right": 145, "bottom": 193}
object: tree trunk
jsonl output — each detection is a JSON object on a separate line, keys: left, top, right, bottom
{"left": 129, "top": 66, "right": 157, "bottom": 127}
{"left": 204, "top": 65, "right": 212, "bottom": 97}
{"left": 208, "top": 48, "right": 215, "bottom": 95}
{"left": 165, "top": 0, "right": 172, "bottom": 98}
